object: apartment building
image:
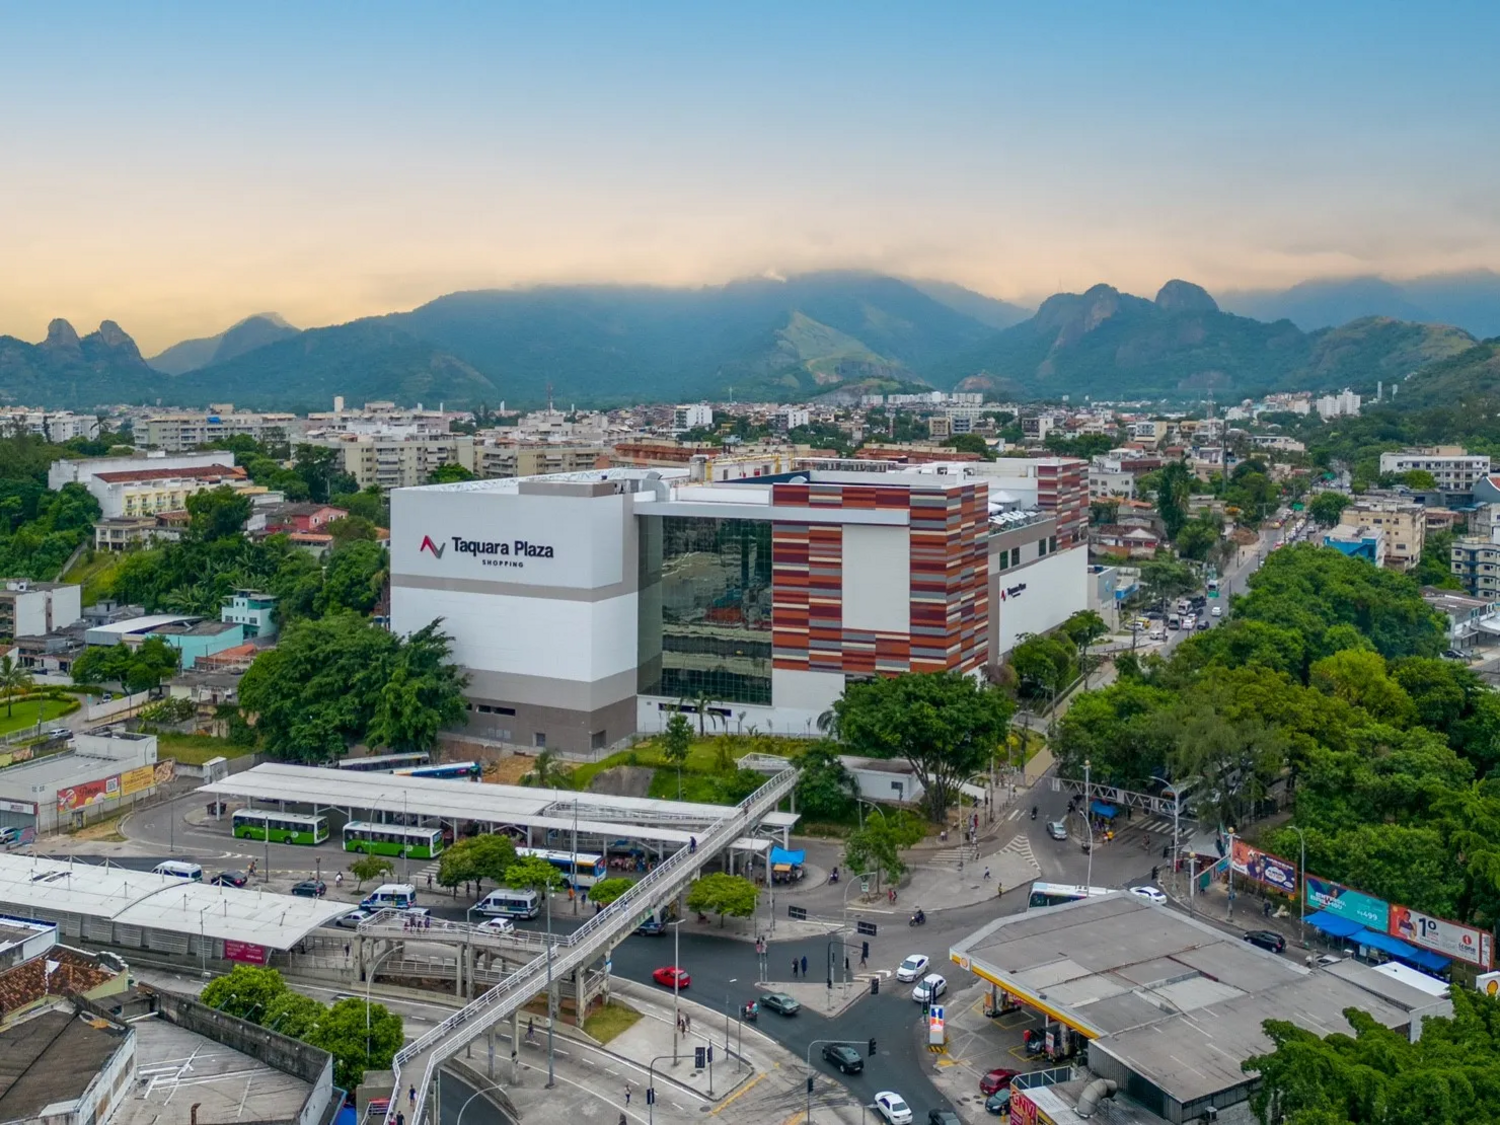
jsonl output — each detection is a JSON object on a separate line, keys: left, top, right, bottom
{"left": 311, "top": 432, "right": 476, "bottom": 490}
{"left": 1315, "top": 388, "right": 1361, "bottom": 420}
{"left": 0, "top": 410, "right": 100, "bottom": 442}
{"left": 137, "top": 407, "right": 301, "bottom": 452}
{"left": 1379, "top": 447, "right": 1491, "bottom": 493}
{"left": 477, "top": 441, "right": 604, "bottom": 479}
{"left": 671, "top": 404, "right": 714, "bottom": 433}
{"left": 1020, "top": 416, "right": 1053, "bottom": 443}
{"left": 1325, "top": 524, "right": 1387, "bottom": 567}
{"left": 1088, "top": 459, "right": 1136, "bottom": 500}
{"left": 48, "top": 450, "right": 235, "bottom": 492}
{"left": 0, "top": 580, "right": 82, "bottom": 640}
{"left": 970, "top": 457, "right": 1089, "bottom": 548}
{"left": 86, "top": 463, "right": 251, "bottom": 519}
{"left": 1452, "top": 538, "right": 1500, "bottom": 599}
{"left": 1346, "top": 498, "right": 1426, "bottom": 571}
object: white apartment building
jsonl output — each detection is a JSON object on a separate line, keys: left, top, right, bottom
{"left": 137, "top": 408, "right": 302, "bottom": 452}
{"left": 1127, "top": 419, "right": 1168, "bottom": 443}
{"left": 1021, "top": 416, "right": 1053, "bottom": 443}
{"left": 774, "top": 407, "right": 811, "bottom": 432}
{"left": 0, "top": 410, "right": 100, "bottom": 443}
{"left": 1379, "top": 447, "right": 1491, "bottom": 493}
{"left": 1315, "top": 388, "right": 1361, "bottom": 420}
{"left": 477, "top": 442, "right": 603, "bottom": 480}
{"left": 311, "top": 432, "right": 476, "bottom": 490}
{"left": 0, "top": 580, "right": 82, "bottom": 640}
{"left": 671, "top": 404, "right": 714, "bottom": 433}
{"left": 48, "top": 451, "right": 237, "bottom": 492}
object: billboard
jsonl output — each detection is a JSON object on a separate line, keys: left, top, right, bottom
{"left": 1230, "top": 840, "right": 1298, "bottom": 895}
{"left": 1388, "top": 905, "right": 1493, "bottom": 969}
{"left": 223, "top": 940, "right": 268, "bottom": 965}
{"left": 56, "top": 775, "right": 120, "bottom": 812}
{"left": 1304, "top": 875, "right": 1390, "bottom": 931}
{"left": 120, "top": 765, "right": 155, "bottom": 797}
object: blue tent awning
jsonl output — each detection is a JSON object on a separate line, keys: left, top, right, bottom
{"left": 1306, "top": 910, "right": 1365, "bottom": 939}
{"left": 1352, "top": 928, "right": 1451, "bottom": 972}
{"left": 1089, "top": 800, "right": 1118, "bottom": 819}
{"left": 770, "top": 847, "right": 805, "bottom": 867}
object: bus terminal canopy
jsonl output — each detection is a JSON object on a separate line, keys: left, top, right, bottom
{"left": 199, "top": 763, "right": 795, "bottom": 851}
{"left": 0, "top": 854, "right": 350, "bottom": 951}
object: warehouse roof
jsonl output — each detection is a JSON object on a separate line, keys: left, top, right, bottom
{"left": 0, "top": 856, "right": 349, "bottom": 950}
{"left": 201, "top": 764, "right": 799, "bottom": 843}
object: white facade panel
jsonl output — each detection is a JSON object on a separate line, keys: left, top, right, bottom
{"left": 841, "top": 525, "right": 910, "bottom": 633}
{"left": 391, "top": 487, "right": 625, "bottom": 591}
{"left": 392, "top": 587, "right": 638, "bottom": 683}
{"left": 993, "top": 545, "right": 1089, "bottom": 658}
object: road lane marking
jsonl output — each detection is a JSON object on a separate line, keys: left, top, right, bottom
{"left": 710, "top": 1070, "right": 768, "bottom": 1115}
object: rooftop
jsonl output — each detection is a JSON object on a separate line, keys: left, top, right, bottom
{"left": 91, "top": 465, "right": 248, "bottom": 485}
{"left": 0, "top": 856, "right": 350, "bottom": 950}
{"left": 111, "top": 1010, "right": 313, "bottom": 1125}
{"left": 952, "top": 894, "right": 1417, "bottom": 1107}
{"left": 85, "top": 614, "right": 200, "bottom": 637}
{"left": 0, "top": 1008, "right": 127, "bottom": 1121}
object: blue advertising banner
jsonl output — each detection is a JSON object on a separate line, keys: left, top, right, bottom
{"left": 1305, "top": 875, "right": 1390, "bottom": 931}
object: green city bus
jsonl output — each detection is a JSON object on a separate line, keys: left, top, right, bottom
{"left": 232, "top": 809, "right": 330, "bottom": 846}
{"left": 342, "top": 820, "right": 445, "bottom": 860}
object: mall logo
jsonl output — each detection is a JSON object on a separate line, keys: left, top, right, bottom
{"left": 419, "top": 535, "right": 446, "bottom": 559}
{"left": 419, "top": 534, "right": 556, "bottom": 562}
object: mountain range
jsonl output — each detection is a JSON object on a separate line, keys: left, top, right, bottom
{"left": 1220, "top": 270, "right": 1500, "bottom": 337}
{"left": 0, "top": 271, "right": 1486, "bottom": 411}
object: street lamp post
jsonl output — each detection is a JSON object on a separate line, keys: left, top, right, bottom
{"left": 1291, "top": 825, "right": 1307, "bottom": 946}
{"left": 1083, "top": 759, "right": 1094, "bottom": 892}
{"left": 544, "top": 885, "right": 556, "bottom": 1089}
{"left": 724, "top": 978, "right": 737, "bottom": 1067}
{"left": 1226, "top": 826, "right": 1237, "bottom": 921}
{"left": 669, "top": 919, "right": 684, "bottom": 1064}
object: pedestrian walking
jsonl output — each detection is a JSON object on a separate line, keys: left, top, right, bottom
{"left": 427, "top": 872, "right": 433, "bottom": 889}
{"left": 527, "top": 1017, "right": 535, "bottom": 1043}
{"left": 844, "top": 955, "right": 850, "bottom": 973}
{"left": 620, "top": 1114, "right": 627, "bottom": 1125}
{"left": 625, "top": 1083, "right": 631, "bottom": 1106}
{"left": 792, "top": 958, "right": 798, "bottom": 980}
{"left": 984, "top": 867, "right": 991, "bottom": 881}
{"left": 685, "top": 1014, "right": 691, "bottom": 1034}
{"left": 409, "top": 1085, "right": 416, "bottom": 1108}
{"left": 800, "top": 954, "right": 807, "bottom": 977}
{"left": 397, "top": 1113, "right": 404, "bottom": 1125}
{"left": 1263, "top": 899, "right": 1272, "bottom": 918}
{"left": 860, "top": 951, "right": 867, "bottom": 969}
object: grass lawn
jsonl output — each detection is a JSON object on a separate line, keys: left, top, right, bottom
{"left": 0, "top": 698, "right": 73, "bottom": 736}
{"left": 569, "top": 734, "right": 816, "bottom": 791}
{"left": 64, "top": 551, "right": 125, "bottom": 605}
{"left": 583, "top": 1001, "right": 642, "bottom": 1044}
{"left": 155, "top": 733, "right": 256, "bottom": 765}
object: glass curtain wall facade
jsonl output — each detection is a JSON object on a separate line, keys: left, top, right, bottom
{"left": 638, "top": 516, "right": 773, "bottom": 705}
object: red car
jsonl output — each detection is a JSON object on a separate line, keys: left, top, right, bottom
{"left": 979, "top": 1068, "right": 1020, "bottom": 1096}
{"left": 652, "top": 966, "right": 691, "bottom": 989}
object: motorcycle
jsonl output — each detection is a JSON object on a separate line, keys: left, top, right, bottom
{"left": 742, "top": 1003, "right": 759, "bottom": 1022}
{"left": 1030, "top": 806, "right": 1038, "bottom": 820}
{"left": 909, "top": 911, "right": 927, "bottom": 927}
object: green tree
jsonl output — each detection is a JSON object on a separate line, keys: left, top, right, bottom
{"left": 661, "top": 712, "right": 693, "bottom": 800}
{"left": 1402, "top": 468, "right": 1439, "bottom": 490}
{"left": 1174, "top": 515, "right": 1220, "bottom": 561}
{"left": 349, "top": 854, "right": 394, "bottom": 889}
{"left": 1309, "top": 649, "right": 1417, "bottom": 725}
{"left": 1153, "top": 460, "right": 1194, "bottom": 538}
{"left": 505, "top": 855, "right": 566, "bottom": 893}
{"left": 794, "top": 744, "right": 858, "bottom": 820}
{"left": 1415, "top": 528, "right": 1463, "bottom": 590}
{"left": 588, "top": 877, "right": 635, "bottom": 906}
{"left": 833, "top": 672, "right": 1012, "bottom": 820}
{"left": 185, "top": 485, "right": 252, "bottom": 542}
{"left": 264, "top": 991, "right": 327, "bottom": 1039}
{"left": 0, "top": 654, "right": 32, "bottom": 718}
{"left": 325, "top": 515, "right": 380, "bottom": 548}
{"left": 520, "top": 748, "right": 573, "bottom": 788}
{"left": 437, "top": 833, "right": 517, "bottom": 895}
{"left": 684, "top": 872, "right": 758, "bottom": 927}
{"left": 1307, "top": 491, "right": 1350, "bottom": 527}
{"left": 201, "top": 964, "right": 287, "bottom": 1022}
{"left": 366, "top": 623, "right": 470, "bottom": 752}
{"left": 315, "top": 541, "right": 387, "bottom": 617}
{"left": 945, "top": 433, "right": 995, "bottom": 460}
{"left": 843, "top": 812, "right": 924, "bottom": 890}
{"left": 1009, "top": 632, "right": 1077, "bottom": 705}
{"left": 306, "top": 996, "right": 404, "bottom": 1092}
{"left": 427, "top": 462, "right": 478, "bottom": 484}
{"left": 1140, "top": 557, "right": 1198, "bottom": 612}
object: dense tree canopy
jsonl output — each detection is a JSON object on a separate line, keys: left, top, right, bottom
{"left": 833, "top": 671, "right": 1012, "bottom": 820}
{"left": 238, "top": 614, "right": 467, "bottom": 761}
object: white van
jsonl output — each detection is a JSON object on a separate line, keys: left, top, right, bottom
{"left": 153, "top": 860, "right": 204, "bottom": 881}
{"left": 361, "top": 883, "right": 417, "bottom": 911}
{"left": 477, "top": 888, "right": 540, "bottom": 919}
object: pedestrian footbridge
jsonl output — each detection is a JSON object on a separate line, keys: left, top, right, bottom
{"left": 387, "top": 767, "right": 797, "bottom": 1124}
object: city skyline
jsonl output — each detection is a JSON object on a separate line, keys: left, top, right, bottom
{"left": 3, "top": 1, "right": 1498, "bottom": 351}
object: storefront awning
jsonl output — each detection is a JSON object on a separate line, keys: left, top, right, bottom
{"left": 770, "top": 846, "right": 805, "bottom": 867}
{"left": 1089, "top": 800, "right": 1118, "bottom": 819}
{"left": 1351, "top": 927, "right": 1451, "bottom": 972}
{"left": 1306, "top": 910, "right": 1364, "bottom": 939}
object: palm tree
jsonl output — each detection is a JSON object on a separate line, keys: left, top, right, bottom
{"left": 520, "top": 748, "right": 572, "bottom": 789}
{"left": 0, "top": 655, "right": 32, "bottom": 719}
{"left": 691, "top": 691, "right": 714, "bottom": 736}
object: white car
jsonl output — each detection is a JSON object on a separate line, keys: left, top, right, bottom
{"left": 912, "top": 973, "right": 947, "bottom": 1003}
{"left": 874, "top": 1092, "right": 914, "bottom": 1125}
{"left": 476, "top": 918, "right": 515, "bottom": 935}
{"left": 896, "top": 954, "right": 930, "bottom": 983}
{"left": 1211, "top": 605, "right": 1222, "bottom": 617}
{"left": 1129, "top": 886, "right": 1167, "bottom": 905}
{"left": 334, "top": 909, "right": 372, "bottom": 930}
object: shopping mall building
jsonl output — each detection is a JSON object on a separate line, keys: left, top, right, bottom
{"left": 390, "top": 458, "right": 1087, "bottom": 754}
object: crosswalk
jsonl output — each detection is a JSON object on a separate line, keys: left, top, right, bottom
{"left": 994, "top": 832, "right": 1038, "bottom": 870}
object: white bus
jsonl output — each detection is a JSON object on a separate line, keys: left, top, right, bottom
{"left": 476, "top": 888, "right": 541, "bottom": 919}
{"left": 515, "top": 847, "right": 607, "bottom": 889}
{"left": 361, "top": 883, "right": 418, "bottom": 910}
{"left": 1027, "top": 882, "right": 1113, "bottom": 910}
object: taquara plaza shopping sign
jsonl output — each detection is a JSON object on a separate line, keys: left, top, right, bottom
{"left": 419, "top": 533, "right": 556, "bottom": 569}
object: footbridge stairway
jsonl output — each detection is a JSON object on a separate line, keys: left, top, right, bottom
{"left": 386, "top": 767, "right": 798, "bottom": 1124}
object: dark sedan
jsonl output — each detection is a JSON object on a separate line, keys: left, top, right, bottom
{"left": 821, "top": 1043, "right": 864, "bottom": 1074}
{"left": 1243, "top": 929, "right": 1286, "bottom": 954}
{"left": 291, "top": 880, "right": 327, "bottom": 898}
{"left": 212, "top": 870, "right": 248, "bottom": 887}
{"left": 929, "top": 1111, "right": 962, "bottom": 1125}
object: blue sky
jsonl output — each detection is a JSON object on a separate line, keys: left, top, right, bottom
{"left": 2, "top": 2, "right": 1497, "bottom": 349}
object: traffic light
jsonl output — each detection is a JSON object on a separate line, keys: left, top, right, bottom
{"left": 868, "top": 1037, "right": 877, "bottom": 1057}
{"left": 870, "top": 977, "right": 879, "bottom": 995}
{"left": 646, "top": 1089, "right": 656, "bottom": 1106}
{"left": 707, "top": 1045, "right": 714, "bottom": 1064}
{"left": 695, "top": 1046, "right": 706, "bottom": 1068}
{"left": 807, "top": 1076, "right": 815, "bottom": 1093}
{"left": 862, "top": 940, "right": 870, "bottom": 959}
